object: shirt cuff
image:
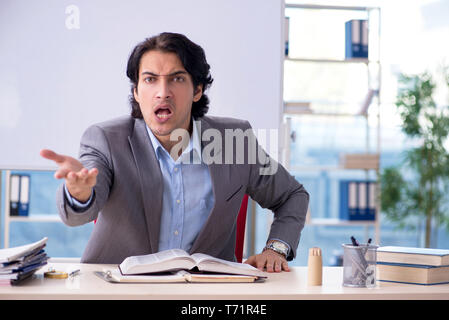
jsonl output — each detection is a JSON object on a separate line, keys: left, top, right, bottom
{"left": 64, "top": 184, "right": 94, "bottom": 209}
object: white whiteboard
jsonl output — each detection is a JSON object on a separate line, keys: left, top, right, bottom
{"left": 0, "top": 0, "right": 283, "bottom": 169}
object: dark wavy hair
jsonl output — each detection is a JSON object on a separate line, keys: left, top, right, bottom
{"left": 126, "top": 32, "right": 213, "bottom": 119}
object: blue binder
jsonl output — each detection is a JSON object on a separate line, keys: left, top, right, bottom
{"left": 18, "top": 174, "right": 30, "bottom": 216}
{"left": 9, "top": 174, "right": 21, "bottom": 216}
{"left": 345, "top": 19, "right": 368, "bottom": 59}
{"left": 339, "top": 180, "right": 376, "bottom": 221}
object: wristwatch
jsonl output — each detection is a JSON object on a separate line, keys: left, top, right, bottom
{"left": 263, "top": 240, "right": 289, "bottom": 259}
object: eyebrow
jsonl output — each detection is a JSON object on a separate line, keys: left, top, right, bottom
{"left": 141, "top": 70, "right": 188, "bottom": 77}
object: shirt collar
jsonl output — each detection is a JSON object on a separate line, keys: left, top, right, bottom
{"left": 145, "top": 118, "right": 202, "bottom": 162}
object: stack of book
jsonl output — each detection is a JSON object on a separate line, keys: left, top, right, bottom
{"left": 0, "top": 237, "right": 49, "bottom": 286}
{"left": 377, "top": 246, "right": 449, "bottom": 285}
{"left": 340, "top": 153, "right": 379, "bottom": 170}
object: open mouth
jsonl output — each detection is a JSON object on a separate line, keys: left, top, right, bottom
{"left": 154, "top": 104, "right": 173, "bottom": 120}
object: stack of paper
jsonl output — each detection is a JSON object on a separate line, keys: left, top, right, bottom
{"left": 0, "top": 237, "right": 49, "bottom": 286}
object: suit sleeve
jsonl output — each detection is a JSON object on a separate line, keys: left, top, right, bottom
{"left": 244, "top": 121, "right": 309, "bottom": 261}
{"left": 56, "top": 125, "right": 113, "bottom": 226}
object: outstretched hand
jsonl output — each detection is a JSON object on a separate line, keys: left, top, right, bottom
{"left": 40, "top": 149, "right": 98, "bottom": 202}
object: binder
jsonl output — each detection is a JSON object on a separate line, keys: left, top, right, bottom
{"left": 19, "top": 175, "right": 30, "bottom": 216}
{"left": 339, "top": 181, "right": 349, "bottom": 220}
{"left": 345, "top": 20, "right": 368, "bottom": 59}
{"left": 348, "top": 181, "right": 358, "bottom": 219}
{"left": 356, "top": 182, "right": 367, "bottom": 220}
{"left": 285, "top": 17, "right": 290, "bottom": 56}
{"left": 339, "top": 180, "right": 376, "bottom": 221}
{"left": 368, "top": 182, "right": 377, "bottom": 220}
{"left": 361, "top": 20, "right": 369, "bottom": 57}
{"left": 9, "top": 174, "right": 20, "bottom": 216}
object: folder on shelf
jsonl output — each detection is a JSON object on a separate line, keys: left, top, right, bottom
{"left": 339, "top": 180, "right": 376, "bottom": 221}
{"left": 357, "top": 181, "right": 367, "bottom": 219}
{"left": 284, "top": 16, "right": 289, "bottom": 57}
{"left": 19, "top": 175, "right": 30, "bottom": 216}
{"left": 345, "top": 19, "right": 368, "bottom": 59}
{"left": 9, "top": 175, "right": 20, "bottom": 216}
{"left": 348, "top": 181, "right": 358, "bottom": 218}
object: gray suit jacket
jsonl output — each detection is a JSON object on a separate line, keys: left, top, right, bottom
{"left": 56, "top": 115, "right": 309, "bottom": 263}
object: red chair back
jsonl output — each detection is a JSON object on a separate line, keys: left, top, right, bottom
{"left": 235, "top": 194, "right": 249, "bottom": 263}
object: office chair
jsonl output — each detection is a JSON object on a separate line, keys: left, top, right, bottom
{"left": 235, "top": 194, "right": 249, "bottom": 263}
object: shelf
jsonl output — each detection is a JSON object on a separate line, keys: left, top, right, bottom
{"left": 307, "top": 218, "right": 376, "bottom": 226}
{"left": 8, "top": 215, "right": 61, "bottom": 223}
{"left": 285, "top": 3, "right": 373, "bottom": 11}
{"left": 285, "top": 57, "right": 371, "bottom": 64}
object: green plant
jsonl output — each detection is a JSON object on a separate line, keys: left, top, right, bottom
{"left": 380, "top": 69, "right": 449, "bottom": 248}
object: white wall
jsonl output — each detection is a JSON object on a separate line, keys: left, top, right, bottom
{"left": 0, "top": 0, "right": 283, "bottom": 168}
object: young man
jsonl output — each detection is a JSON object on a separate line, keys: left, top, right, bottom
{"left": 41, "top": 32, "right": 309, "bottom": 272}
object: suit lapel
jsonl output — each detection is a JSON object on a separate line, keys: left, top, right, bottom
{"left": 128, "top": 118, "right": 163, "bottom": 253}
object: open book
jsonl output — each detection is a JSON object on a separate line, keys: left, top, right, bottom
{"left": 100, "top": 249, "right": 267, "bottom": 283}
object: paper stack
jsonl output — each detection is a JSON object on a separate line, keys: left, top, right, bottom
{"left": 0, "top": 237, "right": 49, "bottom": 286}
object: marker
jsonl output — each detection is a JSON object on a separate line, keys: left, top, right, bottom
{"left": 350, "top": 236, "right": 359, "bottom": 246}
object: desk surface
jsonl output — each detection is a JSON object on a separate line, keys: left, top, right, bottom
{"left": 1, "top": 261, "right": 449, "bottom": 300}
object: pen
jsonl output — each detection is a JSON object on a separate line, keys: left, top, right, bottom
{"left": 350, "top": 236, "right": 359, "bottom": 246}
{"left": 69, "top": 269, "right": 80, "bottom": 277}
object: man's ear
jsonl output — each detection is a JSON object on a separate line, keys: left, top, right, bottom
{"left": 193, "top": 84, "right": 203, "bottom": 102}
{"left": 133, "top": 86, "right": 140, "bottom": 103}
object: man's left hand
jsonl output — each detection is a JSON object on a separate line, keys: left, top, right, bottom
{"left": 244, "top": 250, "right": 290, "bottom": 273}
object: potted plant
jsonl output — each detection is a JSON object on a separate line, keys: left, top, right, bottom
{"left": 380, "top": 69, "right": 449, "bottom": 248}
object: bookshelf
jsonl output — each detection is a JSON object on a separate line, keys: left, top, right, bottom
{"left": 282, "top": 3, "right": 381, "bottom": 243}
{"left": 1, "top": 168, "right": 61, "bottom": 248}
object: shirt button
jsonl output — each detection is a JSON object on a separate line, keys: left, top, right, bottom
{"left": 174, "top": 230, "right": 179, "bottom": 236}
{"left": 174, "top": 167, "right": 178, "bottom": 172}
{"left": 176, "top": 199, "right": 180, "bottom": 204}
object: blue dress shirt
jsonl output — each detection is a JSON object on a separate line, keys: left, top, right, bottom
{"left": 146, "top": 120, "right": 214, "bottom": 252}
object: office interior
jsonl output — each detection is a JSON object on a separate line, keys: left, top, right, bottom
{"left": 1, "top": 0, "right": 449, "bottom": 267}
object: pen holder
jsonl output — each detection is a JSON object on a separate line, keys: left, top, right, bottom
{"left": 307, "top": 247, "right": 322, "bottom": 286}
{"left": 342, "top": 244, "right": 378, "bottom": 288}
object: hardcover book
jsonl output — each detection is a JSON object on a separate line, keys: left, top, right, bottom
{"left": 377, "top": 246, "right": 449, "bottom": 266}
{"left": 106, "top": 249, "right": 267, "bottom": 283}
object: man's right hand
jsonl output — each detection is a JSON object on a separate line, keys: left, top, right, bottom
{"left": 40, "top": 149, "right": 98, "bottom": 203}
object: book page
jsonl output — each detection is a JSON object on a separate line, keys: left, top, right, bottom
{"left": 120, "top": 249, "right": 195, "bottom": 275}
{"left": 191, "top": 253, "right": 265, "bottom": 277}
{"left": 0, "top": 237, "right": 48, "bottom": 263}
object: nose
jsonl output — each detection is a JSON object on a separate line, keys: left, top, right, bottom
{"left": 155, "top": 78, "right": 172, "bottom": 100}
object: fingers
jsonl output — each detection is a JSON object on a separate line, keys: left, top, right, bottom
{"left": 244, "top": 252, "right": 289, "bottom": 273}
{"left": 65, "top": 167, "right": 98, "bottom": 187}
{"left": 40, "top": 149, "right": 66, "bottom": 163}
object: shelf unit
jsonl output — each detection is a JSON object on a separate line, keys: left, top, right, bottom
{"left": 1, "top": 168, "right": 60, "bottom": 248}
{"left": 282, "top": 3, "right": 381, "bottom": 243}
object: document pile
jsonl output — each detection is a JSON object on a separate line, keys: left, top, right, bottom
{"left": 0, "top": 237, "right": 49, "bottom": 286}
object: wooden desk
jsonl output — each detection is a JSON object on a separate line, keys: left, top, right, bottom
{"left": 1, "top": 261, "right": 449, "bottom": 300}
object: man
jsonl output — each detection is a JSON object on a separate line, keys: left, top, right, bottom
{"left": 41, "top": 32, "right": 309, "bottom": 272}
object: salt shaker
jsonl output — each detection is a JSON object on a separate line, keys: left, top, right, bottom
{"left": 307, "top": 247, "right": 323, "bottom": 286}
